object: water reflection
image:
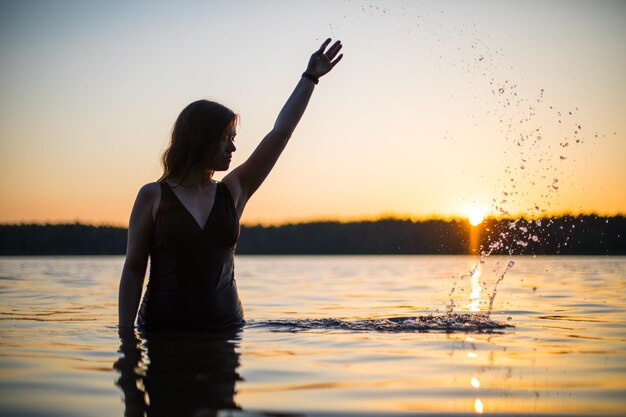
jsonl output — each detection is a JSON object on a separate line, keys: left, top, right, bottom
{"left": 466, "top": 263, "right": 483, "bottom": 311}
{"left": 114, "top": 328, "right": 242, "bottom": 417}
{"left": 471, "top": 375, "right": 483, "bottom": 414}
{"left": 464, "top": 335, "right": 485, "bottom": 414}
{"left": 474, "top": 398, "right": 484, "bottom": 413}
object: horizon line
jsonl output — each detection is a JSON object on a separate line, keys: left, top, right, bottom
{"left": 1, "top": 211, "right": 624, "bottom": 228}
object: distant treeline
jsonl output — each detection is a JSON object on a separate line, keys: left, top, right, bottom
{"left": 0, "top": 215, "right": 624, "bottom": 256}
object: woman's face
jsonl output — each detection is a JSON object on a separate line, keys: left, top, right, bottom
{"left": 211, "top": 125, "right": 237, "bottom": 171}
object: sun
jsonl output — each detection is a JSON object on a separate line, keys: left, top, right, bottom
{"left": 467, "top": 207, "right": 485, "bottom": 226}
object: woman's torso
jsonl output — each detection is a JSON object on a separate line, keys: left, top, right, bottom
{"left": 138, "top": 181, "right": 244, "bottom": 330}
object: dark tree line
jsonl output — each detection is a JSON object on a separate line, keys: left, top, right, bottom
{"left": 0, "top": 215, "right": 624, "bottom": 256}
{"left": 236, "top": 219, "right": 468, "bottom": 254}
{"left": 0, "top": 224, "right": 127, "bottom": 255}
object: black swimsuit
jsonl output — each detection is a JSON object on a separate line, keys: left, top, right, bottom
{"left": 137, "top": 181, "right": 244, "bottom": 330}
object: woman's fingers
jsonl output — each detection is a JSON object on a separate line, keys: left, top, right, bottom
{"left": 318, "top": 39, "right": 341, "bottom": 57}
{"left": 319, "top": 38, "right": 332, "bottom": 52}
{"left": 325, "top": 41, "right": 342, "bottom": 59}
{"left": 330, "top": 53, "right": 343, "bottom": 68}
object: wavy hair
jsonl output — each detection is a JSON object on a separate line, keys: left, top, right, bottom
{"left": 159, "top": 100, "right": 237, "bottom": 184}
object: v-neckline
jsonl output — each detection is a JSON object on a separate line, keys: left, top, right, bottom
{"left": 164, "top": 181, "right": 218, "bottom": 231}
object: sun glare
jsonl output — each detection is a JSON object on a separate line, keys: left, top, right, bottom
{"left": 467, "top": 208, "right": 485, "bottom": 226}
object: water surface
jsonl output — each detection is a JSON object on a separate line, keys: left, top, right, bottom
{"left": 0, "top": 255, "right": 625, "bottom": 416}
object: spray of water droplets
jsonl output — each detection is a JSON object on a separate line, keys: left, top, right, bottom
{"left": 307, "top": 2, "right": 614, "bottom": 332}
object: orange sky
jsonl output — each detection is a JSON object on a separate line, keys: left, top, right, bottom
{"left": 1, "top": 1, "right": 624, "bottom": 226}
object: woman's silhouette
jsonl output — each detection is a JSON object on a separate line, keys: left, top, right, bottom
{"left": 118, "top": 39, "right": 343, "bottom": 330}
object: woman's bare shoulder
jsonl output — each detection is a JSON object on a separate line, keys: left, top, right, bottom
{"left": 136, "top": 182, "right": 161, "bottom": 217}
{"left": 132, "top": 182, "right": 162, "bottom": 222}
{"left": 138, "top": 181, "right": 160, "bottom": 193}
{"left": 136, "top": 182, "right": 161, "bottom": 201}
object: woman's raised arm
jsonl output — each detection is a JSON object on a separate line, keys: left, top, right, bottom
{"left": 224, "top": 39, "right": 343, "bottom": 216}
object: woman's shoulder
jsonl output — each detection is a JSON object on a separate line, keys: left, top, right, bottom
{"left": 135, "top": 182, "right": 162, "bottom": 205}
{"left": 134, "top": 182, "right": 162, "bottom": 222}
{"left": 138, "top": 181, "right": 161, "bottom": 196}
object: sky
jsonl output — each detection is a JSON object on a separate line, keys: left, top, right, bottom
{"left": 1, "top": 0, "right": 624, "bottom": 226}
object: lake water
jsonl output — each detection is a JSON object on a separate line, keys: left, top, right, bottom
{"left": 0, "top": 255, "right": 625, "bottom": 416}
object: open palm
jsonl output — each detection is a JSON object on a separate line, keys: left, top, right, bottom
{"left": 306, "top": 38, "right": 343, "bottom": 78}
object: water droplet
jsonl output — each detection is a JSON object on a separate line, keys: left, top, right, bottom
{"left": 498, "top": 88, "right": 504, "bottom": 94}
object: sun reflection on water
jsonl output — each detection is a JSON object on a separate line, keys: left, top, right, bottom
{"left": 466, "top": 264, "right": 483, "bottom": 311}
{"left": 474, "top": 398, "right": 484, "bottom": 414}
{"left": 466, "top": 336, "right": 484, "bottom": 415}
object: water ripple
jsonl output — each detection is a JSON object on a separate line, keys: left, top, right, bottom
{"left": 248, "top": 313, "right": 513, "bottom": 333}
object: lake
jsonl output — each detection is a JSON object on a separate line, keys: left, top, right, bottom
{"left": 0, "top": 255, "right": 625, "bottom": 416}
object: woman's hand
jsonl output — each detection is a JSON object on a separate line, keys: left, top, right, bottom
{"left": 305, "top": 38, "right": 343, "bottom": 79}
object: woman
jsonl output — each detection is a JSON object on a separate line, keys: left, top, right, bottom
{"left": 118, "top": 39, "right": 343, "bottom": 330}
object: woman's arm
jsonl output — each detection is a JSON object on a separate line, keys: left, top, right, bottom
{"left": 224, "top": 38, "right": 343, "bottom": 216}
{"left": 118, "top": 183, "right": 159, "bottom": 329}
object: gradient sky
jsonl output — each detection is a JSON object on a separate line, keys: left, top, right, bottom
{"left": 1, "top": 0, "right": 624, "bottom": 225}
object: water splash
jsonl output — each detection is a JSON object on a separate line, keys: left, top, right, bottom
{"left": 446, "top": 255, "right": 515, "bottom": 318}
{"left": 487, "top": 260, "right": 514, "bottom": 313}
{"left": 248, "top": 314, "right": 512, "bottom": 333}
{"left": 446, "top": 261, "right": 481, "bottom": 314}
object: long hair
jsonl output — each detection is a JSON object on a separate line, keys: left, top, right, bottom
{"left": 159, "top": 100, "right": 237, "bottom": 184}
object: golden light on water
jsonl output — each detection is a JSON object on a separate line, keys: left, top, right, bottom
{"left": 474, "top": 398, "right": 484, "bottom": 414}
{"left": 471, "top": 377, "right": 480, "bottom": 389}
{"left": 467, "top": 265, "right": 483, "bottom": 311}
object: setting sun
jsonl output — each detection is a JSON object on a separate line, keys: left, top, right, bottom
{"left": 467, "top": 208, "right": 485, "bottom": 227}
